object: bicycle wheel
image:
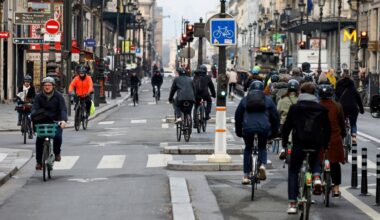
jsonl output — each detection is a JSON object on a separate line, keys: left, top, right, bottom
{"left": 184, "top": 114, "right": 192, "bottom": 142}
{"left": 74, "top": 107, "right": 81, "bottom": 131}
{"left": 251, "top": 155, "right": 258, "bottom": 201}
{"left": 22, "top": 115, "right": 27, "bottom": 144}
{"left": 302, "top": 186, "right": 311, "bottom": 220}
{"left": 155, "top": 87, "right": 159, "bottom": 104}
{"left": 196, "top": 109, "right": 201, "bottom": 134}
{"left": 82, "top": 107, "right": 88, "bottom": 130}
{"left": 201, "top": 105, "right": 207, "bottom": 132}
{"left": 133, "top": 91, "right": 137, "bottom": 107}
{"left": 323, "top": 171, "right": 331, "bottom": 207}
{"left": 176, "top": 122, "right": 182, "bottom": 142}
{"left": 42, "top": 142, "right": 49, "bottom": 182}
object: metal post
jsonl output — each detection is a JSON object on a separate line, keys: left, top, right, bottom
{"left": 187, "top": 41, "right": 191, "bottom": 73}
{"left": 376, "top": 154, "right": 380, "bottom": 205}
{"left": 46, "top": 0, "right": 57, "bottom": 88}
{"left": 317, "top": 4, "right": 323, "bottom": 77}
{"left": 249, "top": 28, "right": 252, "bottom": 70}
{"left": 352, "top": 0, "right": 360, "bottom": 87}
{"left": 197, "top": 18, "right": 203, "bottom": 67}
{"left": 112, "top": 0, "right": 121, "bottom": 99}
{"left": 361, "top": 148, "right": 369, "bottom": 195}
{"left": 79, "top": 0, "right": 84, "bottom": 63}
{"left": 351, "top": 143, "right": 358, "bottom": 188}
{"left": 208, "top": 0, "right": 231, "bottom": 163}
{"left": 63, "top": 0, "right": 72, "bottom": 115}
{"left": 253, "top": 26, "right": 256, "bottom": 68}
{"left": 99, "top": 0, "right": 106, "bottom": 103}
{"left": 336, "top": 0, "right": 342, "bottom": 76}
{"left": 39, "top": 30, "right": 44, "bottom": 88}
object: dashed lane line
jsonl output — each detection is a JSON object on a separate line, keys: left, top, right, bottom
{"left": 162, "top": 123, "right": 169, "bottom": 129}
{"left": 98, "top": 121, "right": 115, "bottom": 125}
{"left": 97, "top": 155, "right": 126, "bottom": 169}
{"left": 131, "top": 119, "right": 147, "bottom": 124}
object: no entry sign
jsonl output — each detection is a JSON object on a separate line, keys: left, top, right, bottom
{"left": 45, "top": 19, "right": 60, "bottom": 34}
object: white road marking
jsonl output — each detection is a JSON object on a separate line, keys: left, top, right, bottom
{"left": 142, "top": 90, "right": 149, "bottom": 92}
{"left": 358, "top": 131, "right": 380, "bottom": 144}
{"left": 67, "top": 178, "right": 108, "bottom": 183}
{"left": 0, "top": 153, "right": 7, "bottom": 163}
{"left": 88, "top": 141, "right": 121, "bottom": 147}
{"left": 97, "top": 155, "right": 126, "bottom": 169}
{"left": 54, "top": 156, "right": 79, "bottom": 170}
{"left": 348, "top": 155, "right": 376, "bottom": 169}
{"left": 169, "top": 177, "right": 195, "bottom": 220}
{"left": 341, "top": 187, "right": 380, "bottom": 220}
{"left": 131, "top": 119, "right": 147, "bottom": 124}
{"left": 147, "top": 102, "right": 156, "bottom": 105}
{"left": 146, "top": 154, "right": 173, "bottom": 167}
{"left": 357, "top": 136, "right": 370, "bottom": 142}
{"left": 195, "top": 155, "right": 210, "bottom": 161}
{"left": 98, "top": 121, "right": 115, "bottom": 125}
{"left": 162, "top": 123, "right": 169, "bottom": 128}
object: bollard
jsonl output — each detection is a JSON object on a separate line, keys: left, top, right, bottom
{"left": 351, "top": 144, "right": 358, "bottom": 188}
{"left": 376, "top": 154, "right": 380, "bottom": 205}
{"left": 360, "top": 148, "right": 368, "bottom": 195}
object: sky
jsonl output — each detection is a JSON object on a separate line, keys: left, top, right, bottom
{"left": 157, "top": 0, "right": 218, "bottom": 41}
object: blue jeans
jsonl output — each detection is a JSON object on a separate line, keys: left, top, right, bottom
{"left": 243, "top": 133, "right": 268, "bottom": 176}
{"left": 348, "top": 114, "right": 358, "bottom": 134}
{"left": 35, "top": 126, "right": 63, "bottom": 164}
{"left": 288, "top": 148, "right": 321, "bottom": 202}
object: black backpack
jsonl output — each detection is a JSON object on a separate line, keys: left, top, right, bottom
{"left": 246, "top": 90, "right": 266, "bottom": 112}
{"left": 294, "top": 110, "right": 325, "bottom": 149}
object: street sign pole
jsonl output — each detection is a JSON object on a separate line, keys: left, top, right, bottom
{"left": 208, "top": 0, "right": 232, "bottom": 163}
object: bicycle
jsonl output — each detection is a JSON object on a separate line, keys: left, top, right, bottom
{"left": 176, "top": 101, "right": 192, "bottom": 142}
{"left": 321, "top": 154, "right": 331, "bottom": 207}
{"left": 154, "top": 85, "right": 159, "bottom": 104}
{"left": 34, "top": 123, "right": 58, "bottom": 181}
{"left": 195, "top": 99, "right": 207, "bottom": 133}
{"left": 297, "top": 149, "right": 314, "bottom": 220}
{"left": 370, "top": 94, "right": 380, "bottom": 118}
{"left": 343, "top": 117, "right": 351, "bottom": 163}
{"left": 131, "top": 85, "right": 138, "bottom": 107}
{"left": 74, "top": 96, "right": 89, "bottom": 131}
{"left": 15, "top": 102, "right": 33, "bottom": 144}
{"left": 250, "top": 135, "right": 260, "bottom": 201}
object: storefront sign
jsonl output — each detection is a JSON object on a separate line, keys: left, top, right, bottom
{"left": 26, "top": 52, "right": 79, "bottom": 62}
{"left": 343, "top": 29, "right": 357, "bottom": 43}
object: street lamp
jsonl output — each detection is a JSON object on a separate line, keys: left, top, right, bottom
{"left": 257, "top": 18, "right": 263, "bottom": 47}
{"left": 317, "top": 0, "right": 326, "bottom": 76}
{"left": 273, "top": 10, "right": 280, "bottom": 45}
{"left": 298, "top": 2, "right": 306, "bottom": 24}
{"left": 248, "top": 23, "right": 253, "bottom": 70}
{"left": 336, "top": 0, "right": 342, "bottom": 76}
{"left": 285, "top": 4, "right": 292, "bottom": 69}
{"left": 348, "top": 0, "right": 360, "bottom": 87}
{"left": 252, "top": 21, "right": 257, "bottom": 69}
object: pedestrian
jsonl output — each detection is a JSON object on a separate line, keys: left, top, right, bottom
{"left": 227, "top": 68, "right": 238, "bottom": 98}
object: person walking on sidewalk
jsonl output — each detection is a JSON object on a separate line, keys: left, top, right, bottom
{"left": 69, "top": 64, "right": 94, "bottom": 116}
{"left": 235, "top": 80, "right": 279, "bottom": 185}
{"left": 281, "top": 82, "right": 331, "bottom": 214}
{"left": 31, "top": 77, "right": 67, "bottom": 170}
{"left": 318, "top": 84, "right": 346, "bottom": 197}
{"left": 227, "top": 68, "right": 238, "bottom": 98}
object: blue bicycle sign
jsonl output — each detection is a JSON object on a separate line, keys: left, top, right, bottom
{"left": 210, "top": 18, "right": 236, "bottom": 46}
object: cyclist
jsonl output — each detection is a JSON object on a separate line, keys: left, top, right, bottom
{"left": 282, "top": 82, "right": 331, "bottom": 214}
{"left": 130, "top": 71, "right": 141, "bottom": 104}
{"left": 151, "top": 69, "right": 163, "bottom": 100}
{"left": 69, "top": 64, "right": 93, "bottom": 117}
{"left": 335, "top": 72, "right": 364, "bottom": 145}
{"left": 235, "top": 80, "right": 279, "bottom": 184}
{"left": 227, "top": 67, "right": 238, "bottom": 98}
{"left": 31, "top": 77, "right": 67, "bottom": 170}
{"left": 16, "top": 75, "right": 36, "bottom": 126}
{"left": 193, "top": 65, "right": 216, "bottom": 124}
{"left": 168, "top": 67, "right": 195, "bottom": 123}
{"left": 277, "top": 79, "right": 300, "bottom": 159}
{"left": 244, "top": 66, "right": 263, "bottom": 92}
{"left": 290, "top": 67, "right": 303, "bottom": 83}
{"left": 318, "top": 84, "right": 346, "bottom": 197}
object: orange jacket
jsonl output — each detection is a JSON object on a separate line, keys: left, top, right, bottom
{"left": 69, "top": 75, "right": 93, "bottom": 97}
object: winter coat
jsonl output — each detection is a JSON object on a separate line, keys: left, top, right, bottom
{"left": 282, "top": 93, "right": 331, "bottom": 150}
{"left": 69, "top": 75, "right": 94, "bottom": 96}
{"left": 169, "top": 75, "right": 195, "bottom": 102}
{"left": 193, "top": 73, "right": 216, "bottom": 99}
{"left": 227, "top": 70, "right": 238, "bottom": 84}
{"left": 151, "top": 73, "right": 163, "bottom": 86}
{"left": 277, "top": 92, "right": 298, "bottom": 125}
{"left": 235, "top": 95, "right": 279, "bottom": 137}
{"left": 271, "top": 82, "right": 288, "bottom": 104}
{"left": 130, "top": 75, "right": 141, "bottom": 87}
{"left": 31, "top": 91, "right": 68, "bottom": 122}
{"left": 17, "top": 85, "right": 36, "bottom": 102}
{"left": 335, "top": 78, "right": 364, "bottom": 116}
{"left": 319, "top": 99, "right": 346, "bottom": 163}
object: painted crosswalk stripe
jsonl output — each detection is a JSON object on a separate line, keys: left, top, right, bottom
{"left": 54, "top": 156, "right": 79, "bottom": 170}
{"left": 162, "top": 123, "right": 169, "bottom": 128}
{"left": 97, "top": 155, "right": 126, "bottom": 169}
{"left": 348, "top": 155, "right": 376, "bottom": 169}
{"left": 0, "top": 153, "right": 7, "bottom": 163}
{"left": 146, "top": 154, "right": 173, "bottom": 167}
{"left": 131, "top": 119, "right": 147, "bottom": 124}
{"left": 98, "top": 121, "right": 115, "bottom": 125}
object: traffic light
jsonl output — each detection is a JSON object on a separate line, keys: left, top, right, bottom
{"left": 177, "top": 45, "right": 182, "bottom": 53}
{"left": 216, "top": 74, "right": 228, "bottom": 106}
{"left": 186, "top": 24, "right": 194, "bottom": 42}
{"left": 299, "top": 41, "right": 306, "bottom": 49}
{"left": 181, "top": 34, "right": 187, "bottom": 46}
{"left": 360, "top": 31, "right": 368, "bottom": 48}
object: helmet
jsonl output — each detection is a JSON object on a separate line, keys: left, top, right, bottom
{"left": 24, "top": 75, "right": 32, "bottom": 82}
{"left": 270, "top": 74, "right": 280, "bottom": 83}
{"left": 302, "top": 62, "right": 311, "bottom": 73}
{"left": 198, "top": 65, "right": 208, "bottom": 74}
{"left": 177, "top": 67, "right": 186, "bottom": 76}
{"left": 303, "top": 74, "right": 314, "bottom": 82}
{"left": 77, "top": 64, "right": 88, "bottom": 74}
{"left": 270, "top": 70, "right": 279, "bottom": 76}
{"left": 287, "top": 79, "right": 299, "bottom": 92}
{"left": 318, "top": 84, "right": 334, "bottom": 99}
{"left": 249, "top": 80, "right": 264, "bottom": 91}
{"left": 251, "top": 66, "right": 261, "bottom": 75}
{"left": 42, "top": 76, "right": 55, "bottom": 85}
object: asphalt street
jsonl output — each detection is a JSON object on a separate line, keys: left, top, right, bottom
{"left": 0, "top": 78, "right": 379, "bottom": 220}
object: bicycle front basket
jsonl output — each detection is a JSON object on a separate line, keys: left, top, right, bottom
{"left": 35, "top": 124, "right": 58, "bottom": 138}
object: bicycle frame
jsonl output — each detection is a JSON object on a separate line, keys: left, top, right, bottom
{"left": 298, "top": 152, "right": 313, "bottom": 220}
{"left": 250, "top": 135, "right": 260, "bottom": 201}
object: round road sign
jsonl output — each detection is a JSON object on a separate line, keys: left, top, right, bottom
{"left": 45, "top": 19, "right": 60, "bottom": 34}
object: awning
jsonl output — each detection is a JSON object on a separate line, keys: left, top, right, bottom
{"left": 102, "top": 11, "right": 136, "bottom": 36}
{"left": 287, "top": 17, "right": 356, "bottom": 33}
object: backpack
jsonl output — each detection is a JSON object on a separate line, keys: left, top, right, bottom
{"left": 294, "top": 110, "right": 325, "bottom": 149}
{"left": 194, "top": 76, "right": 208, "bottom": 97}
{"left": 246, "top": 90, "right": 266, "bottom": 112}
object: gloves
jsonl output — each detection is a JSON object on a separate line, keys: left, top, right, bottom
{"left": 235, "top": 129, "right": 242, "bottom": 138}
{"left": 138, "top": 83, "right": 142, "bottom": 87}
{"left": 169, "top": 98, "right": 174, "bottom": 104}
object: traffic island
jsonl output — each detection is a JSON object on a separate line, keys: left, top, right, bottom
{"left": 166, "top": 159, "right": 273, "bottom": 171}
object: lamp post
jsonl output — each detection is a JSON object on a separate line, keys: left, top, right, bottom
{"left": 112, "top": 0, "right": 121, "bottom": 99}
{"left": 285, "top": 4, "right": 292, "bottom": 69}
{"left": 336, "top": 0, "right": 342, "bottom": 76}
{"left": 348, "top": 0, "right": 360, "bottom": 87}
{"left": 248, "top": 23, "right": 253, "bottom": 70}
{"left": 257, "top": 18, "right": 262, "bottom": 48}
{"left": 273, "top": 10, "right": 280, "bottom": 46}
{"left": 299, "top": 2, "right": 306, "bottom": 24}
{"left": 252, "top": 22, "right": 257, "bottom": 69}
{"left": 136, "top": 11, "right": 142, "bottom": 77}
{"left": 263, "top": 15, "right": 268, "bottom": 47}
{"left": 317, "top": 0, "right": 326, "bottom": 77}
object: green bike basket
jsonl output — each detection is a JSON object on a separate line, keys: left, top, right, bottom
{"left": 35, "top": 124, "right": 58, "bottom": 138}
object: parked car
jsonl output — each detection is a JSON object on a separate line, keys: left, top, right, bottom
{"left": 163, "top": 68, "right": 176, "bottom": 78}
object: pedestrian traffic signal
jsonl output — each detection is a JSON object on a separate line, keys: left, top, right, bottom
{"left": 299, "top": 41, "right": 306, "bottom": 49}
{"left": 186, "top": 24, "right": 194, "bottom": 42}
{"left": 360, "top": 31, "right": 368, "bottom": 49}
{"left": 177, "top": 45, "right": 182, "bottom": 53}
{"left": 216, "top": 74, "right": 228, "bottom": 106}
{"left": 181, "top": 34, "right": 187, "bottom": 46}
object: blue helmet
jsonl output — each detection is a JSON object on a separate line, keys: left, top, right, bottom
{"left": 271, "top": 74, "right": 280, "bottom": 83}
{"left": 251, "top": 66, "right": 261, "bottom": 75}
{"left": 249, "top": 80, "right": 264, "bottom": 91}
{"left": 77, "top": 64, "right": 89, "bottom": 74}
{"left": 318, "top": 84, "right": 334, "bottom": 99}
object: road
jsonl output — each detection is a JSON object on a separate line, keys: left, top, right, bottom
{"left": 0, "top": 78, "right": 379, "bottom": 220}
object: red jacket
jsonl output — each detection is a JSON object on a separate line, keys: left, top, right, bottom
{"left": 69, "top": 75, "right": 93, "bottom": 97}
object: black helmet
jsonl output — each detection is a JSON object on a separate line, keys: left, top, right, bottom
{"left": 249, "top": 80, "right": 264, "bottom": 91}
{"left": 24, "top": 75, "right": 32, "bottom": 82}
{"left": 271, "top": 74, "right": 280, "bottom": 83}
{"left": 177, "top": 67, "right": 186, "bottom": 76}
{"left": 288, "top": 79, "right": 299, "bottom": 92}
{"left": 302, "top": 62, "right": 311, "bottom": 73}
{"left": 318, "top": 84, "right": 334, "bottom": 99}
{"left": 198, "top": 65, "right": 207, "bottom": 74}
{"left": 77, "top": 64, "right": 88, "bottom": 74}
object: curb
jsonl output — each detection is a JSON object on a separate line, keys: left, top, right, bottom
{"left": 164, "top": 117, "right": 235, "bottom": 124}
{"left": 167, "top": 160, "right": 273, "bottom": 171}
{"left": 0, "top": 149, "right": 33, "bottom": 187}
{"left": 162, "top": 145, "right": 244, "bottom": 155}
